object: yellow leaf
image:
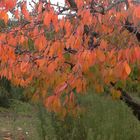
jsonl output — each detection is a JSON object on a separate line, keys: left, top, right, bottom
{"left": 111, "top": 88, "right": 121, "bottom": 99}
{"left": 95, "top": 83, "right": 104, "bottom": 93}
{"left": 124, "top": 61, "right": 131, "bottom": 75}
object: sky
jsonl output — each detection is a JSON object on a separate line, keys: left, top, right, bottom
{"left": 8, "top": 0, "right": 65, "bottom": 19}
{"left": 27, "top": 0, "right": 65, "bottom": 11}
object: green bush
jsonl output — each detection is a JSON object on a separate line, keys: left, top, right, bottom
{"left": 0, "top": 92, "right": 140, "bottom": 140}
{"left": 39, "top": 92, "right": 140, "bottom": 140}
{"left": 0, "top": 77, "right": 26, "bottom": 108}
{"left": 0, "top": 77, "right": 12, "bottom": 108}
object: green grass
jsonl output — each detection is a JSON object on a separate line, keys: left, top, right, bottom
{"left": 0, "top": 92, "right": 140, "bottom": 140}
{"left": 80, "top": 93, "right": 140, "bottom": 140}
{"left": 0, "top": 100, "right": 40, "bottom": 140}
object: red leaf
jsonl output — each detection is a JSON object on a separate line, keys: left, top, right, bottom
{"left": 6, "top": 0, "right": 16, "bottom": 9}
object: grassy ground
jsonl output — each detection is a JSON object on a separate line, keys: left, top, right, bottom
{"left": 0, "top": 100, "right": 40, "bottom": 140}
{"left": 0, "top": 93, "right": 140, "bottom": 140}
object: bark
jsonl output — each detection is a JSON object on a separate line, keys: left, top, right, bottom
{"left": 67, "top": 0, "right": 77, "bottom": 10}
{"left": 125, "top": 20, "right": 140, "bottom": 42}
{"left": 121, "top": 89, "right": 140, "bottom": 121}
{"left": 111, "top": 82, "right": 140, "bottom": 121}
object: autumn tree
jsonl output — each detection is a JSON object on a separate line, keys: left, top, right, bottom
{"left": 0, "top": 0, "right": 140, "bottom": 119}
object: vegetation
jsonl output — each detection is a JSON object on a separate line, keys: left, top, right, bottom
{"left": 0, "top": 93, "right": 140, "bottom": 140}
{"left": 0, "top": 0, "right": 140, "bottom": 139}
{"left": 0, "top": 0, "right": 140, "bottom": 116}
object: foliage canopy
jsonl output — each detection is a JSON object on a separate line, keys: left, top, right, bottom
{"left": 0, "top": 0, "right": 140, "bottom": 117}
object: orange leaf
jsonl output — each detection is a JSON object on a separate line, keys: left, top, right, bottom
{"left": 100, "top": 40, "right": 108, "bottom": 50}
{"left": 37, "top": 2, "right": 43, "bottom": 13}
{"left": 43, "top": 11, "right": 51, "bottom": 27}
{"left": 7, "top": 35, "right": 17, "bottom": 46}
{"left": 73, "top": 37, "right": 81, "bottom": 49}
{"left": 133, "top": 6, "right": 140, "bottom": 19}
{"left": 5, "top": 0, "right": 16, "bottom": 9}
{"left": 65, "top": 20, "right": 72, "bottom": 37}
{"left": 36, "top": 59, "right": 46, "bottom": 67}
{"left": 45, "top": 95, "right": 55, "bottom": 111}
{"left": 55, "top": 82, "right": 67, "bottom": 95}
{"left": 96, "top": 49, "right": 105, "bottom": 62}
{"left": 20, "top": 62, "right": 29, "bottom": 73}
{"left": 52, "top": 97, "right": 61, "bottom": 113}
{"left": 0, "top": 11, "right": 8, "bottom": 24}
{"left": 14, "top": 10, "right": 19, "bottom": 19}
{"left": 124, "top": 61, "right": 131, "bottom": 75}
{"left": 70, "top": 91, "right": 75, "bottom": 103}
{"left": 95, "top": 83, "right": 104, "bottom": 93}
{"left": 111, "top": 88, "right": 121, "bottom": 99}
{"left": 75, "top": 0, "right": 84, "bottom": 8}
{"left": 34, "top": 35, "right": 47, "bottom": 51}
{"left": 133, "top": 47, "right": 140, "bottom": 61}
{"left": 47, "top": 59, "right": 58, "bottom": 74}
{"left": 21, "top": 2, "right": 30, "bottom": 20}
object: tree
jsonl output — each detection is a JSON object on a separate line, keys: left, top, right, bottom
{"left": 0, "top": 0, "right": 140, "bottom": 118}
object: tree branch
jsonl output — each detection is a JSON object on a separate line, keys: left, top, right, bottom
{"left": 66, "top": 0, "right": 77, "bottom": 10}
{"left": 110, "top": 82, "right": 140, "bottom": 121}
{"left": 124, "top": 20, "right": 140, "bottom": 42}
{"left": 91, "top": 0, "right": 129, "bottom": 14}
{"left": 105, "top": 0, "right": 129, "bottom": 12}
